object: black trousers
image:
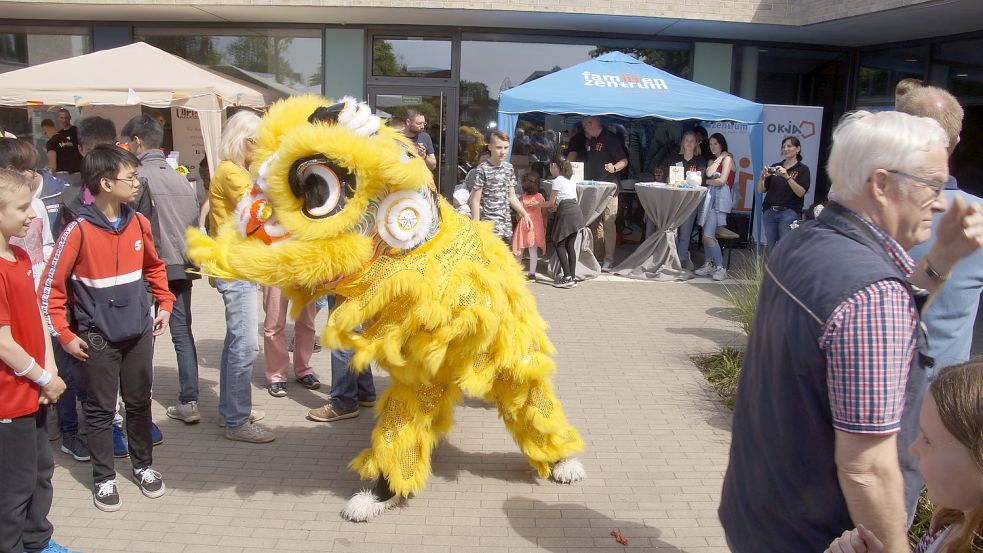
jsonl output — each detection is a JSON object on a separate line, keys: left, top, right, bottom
{"left": 0, "top": 408, "right": 54, "bottom": 553}
{"left": 77, "top": 329, "right": 155, "bottom": 484}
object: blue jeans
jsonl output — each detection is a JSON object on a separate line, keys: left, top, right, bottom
{"left": 168, "top": 279, "right": 199, "bottom": 404}
{"left": 762, "top": 208, "right": 799, "bottom": 250}
{"left": 675, "top": 208, "right": 698, "bottom": 263}
{"left": 326, "top": 296, "right": 375, "bottom": 412}
{"left": 54, "top": 342, "right": 87, "bottom": 435}
{"left": 215, "top": 278, "right": 259, "bottom": 428}
{"left": 702, "top": 210, "right": 724, "bottom": 267}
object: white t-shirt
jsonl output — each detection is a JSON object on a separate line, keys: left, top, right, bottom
{"left": 553, "top": 176, "right": 577, "bottom": 202}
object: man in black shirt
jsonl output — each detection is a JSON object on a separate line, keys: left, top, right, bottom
{"left": 565, "top": 124, "right": 587, "bottom": 162}
{"left": 582, "top": 116, "right": 627, "bottom": 270}
{"left": 47, "top": 108, "right": 83, "bottom": 174}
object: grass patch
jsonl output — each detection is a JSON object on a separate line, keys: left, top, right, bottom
{"left": 909, "top": 490, "right": 934, "bottom": 548}
{"left": 692, "top": 347, "right": 744, "bottom": 409}
{"left": 723, "top": 259, "right": 764, "bottom": 336}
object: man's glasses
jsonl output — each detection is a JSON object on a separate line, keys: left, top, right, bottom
{"left": 887, "top": 169, "right": 947, "bottom": 197}
{"left": 111, "top": 176, "right": 138, "bottom": 185}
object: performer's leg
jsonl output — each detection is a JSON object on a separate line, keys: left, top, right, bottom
{"left": 487, "top": 373, "right": 585, "bottom": 481}
{"left": 343, "top": 379, "right": 462, "bottom": 521}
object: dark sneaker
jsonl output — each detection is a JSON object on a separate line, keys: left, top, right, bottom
{"left": 60, "top": 433, "right": 91, "bottom": 462}
{"left": 151, "top": 422, "right": 163, "bottom": 446}
{"left": 295, "top": 374, "right": 321, "bottom": 390}
{"left": 313, "top": 341, "right": 322, "bottom": 353}
{"left": 554, "top": 276, "right": 575, "bottom": 289}
{"left": 93, "top": 479, "right": 121, "bottom": 512}
{"left": 357, "top": 395, "right": 377, "bottom": 408}
{"left": 112, "top": 425, "right": 128, "bottom": 458}
{"left": 133, "top": 467, "right": 166, "bottom": 498}
{"left": 307, "top": 402, "right": 359, "bottom": 422}
{"left": 526, "top": 273, "right": 536, "bottom": 281}
{"left": 268, "top": 382, "right": 288, "bottom": 397}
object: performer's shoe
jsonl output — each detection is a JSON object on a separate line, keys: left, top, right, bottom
{"left": 550, "top": 457, "right": 586, "bottom": 484}
{"left": 341, "top": 476, "right": 401, "bottom": 522}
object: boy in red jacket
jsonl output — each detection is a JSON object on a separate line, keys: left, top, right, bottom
{"left": 0, "top": 168, "right": 78, "bottom": 552}
{"left": 39, "top": 145, "right": 174, "bottom": 512}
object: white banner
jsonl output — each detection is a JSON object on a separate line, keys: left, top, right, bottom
{"left": 763, "top": 104, "right": 824, "bottom": 210}
{"left": 700, "top": 121, "right": 757, "bottom": 212}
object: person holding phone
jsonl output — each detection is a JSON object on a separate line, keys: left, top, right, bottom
{"left": 403, "top": 109, "right": 437, "bottom": 170}
{"left": 758, "top": 136, "right": 811, "bottom": 250}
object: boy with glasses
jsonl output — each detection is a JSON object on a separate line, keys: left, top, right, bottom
{"left": 39, "top": 145, "right": 174, "bottom": 512}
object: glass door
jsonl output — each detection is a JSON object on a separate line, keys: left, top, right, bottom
{"left": 367, "top": 85, "right": 459, "bottom": 198}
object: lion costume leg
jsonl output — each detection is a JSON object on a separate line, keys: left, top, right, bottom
{"left": 488, "top": 373, "right": 586, "bottom": 483}
{"left": 341, "top": 379, "right": 461, "bottom": 522}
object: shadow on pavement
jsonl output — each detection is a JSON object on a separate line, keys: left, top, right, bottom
{"left": 504, "top": 496, "right": 689, "bottom": 552}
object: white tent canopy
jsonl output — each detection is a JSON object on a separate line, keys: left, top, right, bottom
{"left": 0, "top": 42, "right": 269, "bottom": 175}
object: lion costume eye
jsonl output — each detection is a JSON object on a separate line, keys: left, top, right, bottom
{"left": 288, "top": 155, "right": 355, "bottom": 219}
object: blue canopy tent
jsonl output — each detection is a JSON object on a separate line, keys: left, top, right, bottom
{"left": 497, "top": 51, "right": 766, "bottom": 241}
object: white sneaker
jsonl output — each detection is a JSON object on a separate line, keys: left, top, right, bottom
{"left": 600, "top": 261, "right": 613, "bottom": 272}
{"left": 694, "top": 262, "right": 715, "bottom": 276}
{"left": 712, "top": 266, "right": 728, "bottom": 281}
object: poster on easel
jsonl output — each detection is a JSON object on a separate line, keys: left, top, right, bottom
{"left": 170, "top": 106, "right": 207, "bottom": 179}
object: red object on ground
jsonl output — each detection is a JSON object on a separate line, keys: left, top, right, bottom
{"left": 610, "top": 530, "right": 629, "bottom": 545}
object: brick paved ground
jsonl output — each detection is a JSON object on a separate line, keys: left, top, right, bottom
{"left": 47, "top": 272, "right": 744, "bottom": 553}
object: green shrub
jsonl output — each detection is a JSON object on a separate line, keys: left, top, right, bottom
{"left": 693, "top": 347, "right": 744, "bottom": 409}
{"left": 909, "top": 490, "right": 934, "bottom": 547}
{"left": 724, "top": 258, "right": 764, "bottom": 336}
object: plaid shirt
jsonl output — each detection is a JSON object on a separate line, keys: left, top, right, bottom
{"left": 819, "top": 213, "right": 917, "bottom": 435}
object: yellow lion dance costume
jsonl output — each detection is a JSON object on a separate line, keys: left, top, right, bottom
{"left": 187, "top": 95, "right": 585, "bottom": 521}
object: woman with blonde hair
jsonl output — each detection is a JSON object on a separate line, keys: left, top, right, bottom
{"left": 188, "top": 110, "right": 276, "bottom": 444}
{"left": 662, "top": 130, "right": 706, "bottom": 270}
{"left": 825, "top": 359, "right": 983, "bottom": 553}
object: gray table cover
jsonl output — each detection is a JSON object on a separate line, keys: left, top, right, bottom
{"left": 612, "top": 183, "right": 706, "bottom": 281}
{"left": 539, "top": 180, "right": 618, "bottom": 280}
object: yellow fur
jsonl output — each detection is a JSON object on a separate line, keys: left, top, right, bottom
{"left": 187, "top": 95, "right": 583, "bottom": 499}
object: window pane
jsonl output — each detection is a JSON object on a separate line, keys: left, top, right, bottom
{"left": 0, "top": 32, "right": 90, "bottom": 72}
{"left": 933, "top": 38, "right": 983, "bottom": 98}
{"left": 136, "top": 30, "right": 323, "bottom": 94}
{"left": 857, "top": 46, "right": 926, "bottom": 102}
{"left": 0, "top": 30, "right": 91, "bottom": 146}
{"left": 372, "top": 37, "right": 452, "bottom": 78}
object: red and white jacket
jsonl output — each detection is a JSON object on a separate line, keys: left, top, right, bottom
{"left": 39, "top": 203, "right": 174, "bottom": 345}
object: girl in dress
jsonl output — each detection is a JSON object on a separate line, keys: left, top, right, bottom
{"left": 512, "top": 173, "right": 546, "bottom": 280}
{"left": 825, "top": 360, "right": 983, "bottom": 553}
{"left": 537, "top": 158, "right": 584, "bottom": 288}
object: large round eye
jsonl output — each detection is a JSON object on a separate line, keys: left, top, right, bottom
{"left": 288, "top": 155, "right": 355, "bottom": 219}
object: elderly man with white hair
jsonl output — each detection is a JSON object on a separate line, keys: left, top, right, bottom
{"left": 718, "top": 110, "right": 983, "bottom": 553}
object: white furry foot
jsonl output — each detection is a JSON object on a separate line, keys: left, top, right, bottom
{"left": 341, "top": 489, "right": 401, "bottom": 522}
{"left": 550, "top": 457, "right": 586, "bottom": 484}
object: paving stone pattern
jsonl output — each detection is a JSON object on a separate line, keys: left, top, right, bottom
{"left": 49, "top": 277, "right": 742, "bottom": 553}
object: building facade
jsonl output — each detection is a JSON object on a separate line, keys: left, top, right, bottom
{"left": 2, "top": 0, "right": 982, "bottom": 199}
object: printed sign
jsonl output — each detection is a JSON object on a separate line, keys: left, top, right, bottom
{"left": 170, "top": 107, "right": 206, "bottom": 177}
{"left": 763, "top": 104, "right": 824, "bottom": 210}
